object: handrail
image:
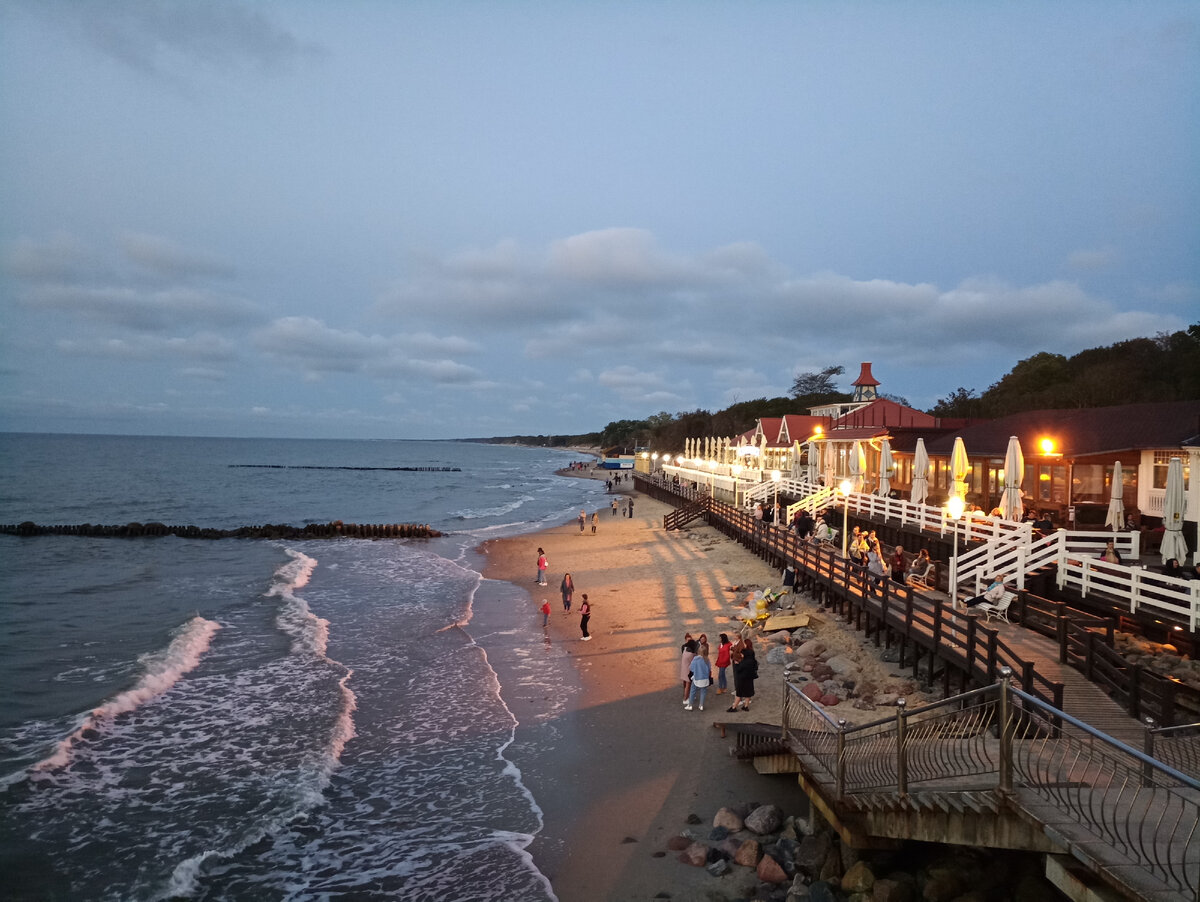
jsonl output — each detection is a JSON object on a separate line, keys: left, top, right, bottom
{"left": 781, "top": 671, "right": 1200, "bottom": 900}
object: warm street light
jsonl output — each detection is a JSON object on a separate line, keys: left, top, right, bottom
{"left": 946, "top": 495, "right": 965, "bottom": 607}
{"left": 839, "top": 478, "right": 853, "bottom": 559}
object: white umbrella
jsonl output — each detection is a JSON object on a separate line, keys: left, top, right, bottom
{"left": 807, "top": 440, "right": 820, "bottom": 485}
{"left": 950, "top": 436, "right": 970, "bottom": 501}
{"left": 1161, "top": 457, "right": 1189, "bottom": 566}
{"left": 822, "top": 441, "right": 835, "bottom": 488}
{"left": 911, "top": 438, "right": 930, "bottom": 505}
{"left": 1104, "top": 461, "right": 1125, "bottom": 531}
{"left": 999, "top": 435, "right": 1024, "bottom": 522}
{"left": 850, "top": 440, "right": 866, "bottom": 493}
{"left": 877, "top": 438, "right": 894, "bottom": 497}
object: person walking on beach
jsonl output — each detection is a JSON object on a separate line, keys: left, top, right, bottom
{"left": 714, "top": 633, "right": 732, "bottom": 695}
{"left": 540, "top": 599, "right": 551, "bottom": 628}
{"left": 560, "top": 572, "right": 574, "bottom": 613}
{"left": 578, "top": 509, "right": 586, "bottom": 533}
{"left": 627, "top": 498, "right": 634, "bottom": 518}
{"left": 728, "top": 637, "right": 758, "bottom": 712}
{"left": 685, "top": 651, "right": 711, "bottom": 711}
{"left": 611, "top": 498, "right": 618, "bottom": 517}
{"left": 591, "top": 511, "right": 598, "bottom": 534}
{"left": 578, "top": 594, "right": 592, "bottom": 640}
{"left": 535, "top": 548, "right": 548, "bottom": 586}
{"left": 679, "top": 637, "right": 697, "bottom": 700}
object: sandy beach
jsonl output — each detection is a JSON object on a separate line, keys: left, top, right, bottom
{"left": 477, "top": 472, "right": 912, "bottom": 901}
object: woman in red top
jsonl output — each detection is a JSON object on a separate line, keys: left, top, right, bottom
{"left": 890, "top": 545, "right": 907, "bottom": 585}
{"left": 714, "top": 633, "right": 733, "bottom": 695}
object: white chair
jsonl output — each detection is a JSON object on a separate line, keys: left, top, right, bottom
{"left": 908, "top": 561, "right": 932, "bottom": 590}
{"left": 976, "top": 591, "right": 1015, "bottom": 623}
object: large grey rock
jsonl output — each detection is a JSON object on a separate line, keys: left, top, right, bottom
{"left": 795, "top": 832, "right": 832, "bottom": 876}
{"left": 706, "top": 857, "right": 731, "bottom": 877}
{"left": 766, "top": 645, "right": 790, "bottom": 665}
{"left": 745, "top": 803, "right": 785, "bottom": 835}
{"left": 796, "top": 639, "right": 825, "bottom": 657}
{"left": 825, "top": 654, "right": 856, "bottom": 674}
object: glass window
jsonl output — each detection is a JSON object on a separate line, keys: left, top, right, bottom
{"left": 1072, "top": 464, "right": 1105, "bottom": 503}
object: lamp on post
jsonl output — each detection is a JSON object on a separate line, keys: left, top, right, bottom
{"left": 839, "top": 478, "right": 853, "bottom": 559}
{"left": 946, "top": 495, "right": 965, "bottom": 607}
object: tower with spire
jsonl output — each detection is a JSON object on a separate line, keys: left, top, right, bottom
{"left": 852, "top": 362, "right": 880, "bottom": 402}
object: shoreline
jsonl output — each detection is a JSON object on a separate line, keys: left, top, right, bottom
{"left": 475, "top": 473, "right": 814, "bottom": 900}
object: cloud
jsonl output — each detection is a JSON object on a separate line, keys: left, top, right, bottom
{"left": 27, "top": 284, "right": 262, "bottom": 332}
{"left": 253, "top": 316, "right": 487, "bottom": 385}
{"left": 18, "top": 0, "right": 321, "bottom": 77}
{"left": 120, "top": 232, "right": 236, "bottom": 280}
{"left": 55, "top": 332, "right": 237, "bottom": 361}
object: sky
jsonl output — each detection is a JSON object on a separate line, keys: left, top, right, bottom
{"left": 1, "top": 1, "right": 1197, "bottom": 440}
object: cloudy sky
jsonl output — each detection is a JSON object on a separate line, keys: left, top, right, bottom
{"left": 2, "top": 1, "right": 1196, "bottom": 439}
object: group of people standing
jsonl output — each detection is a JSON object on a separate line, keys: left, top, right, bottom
{"left": 536, "top": 550, "right": 592, "bottom": 640}
{"left": 678, "top": 632, "right": 757, "bottom": 712}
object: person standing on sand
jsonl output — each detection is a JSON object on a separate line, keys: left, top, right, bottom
{"left": 591, "top": 511, "right": 598, "bottom": 534}
{"left": 685, "top": 652, "right": 711, "bottom": 711}
{"left": 536, "top": 548, "right": 548, "bottom": 586}
{"left": 540, "top": 599, "right": 551, "bottom": 628}
{"left": 560, "top": 572, "right": 574, "bottom": 613}
{"left": 679, "top": 638, "right": 697, "bottom": 700}
{"left": 578, "top": 509, "right": 586, "bottom": 533}
{"left": 579, "top": 594, "right": 592, "bottom": 640}
{"left": 728, "top": 638, "right": 758, "bottom": 712}
{"left": 627, "top": 498, "right": 634, "bottom": 518}
{"left": 714, "top": 634, "right": 732, "bottom": 695}
{"left": 697, "top": 633, "right": 710, "bottom": 663}
{"left": 611, "top": 498, "right": 618, "bottom": 516}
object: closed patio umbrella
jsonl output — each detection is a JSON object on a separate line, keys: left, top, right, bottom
{"left": 999, "top": 435, "right": 1024, "bottom": 521}
{"left": 910, "top": 438, "right": 929, "bottom": 505}
{"left": 950, "top": 436, "right": 969, "bottom": 501}
{"left": 1104, "top": 461, "right": 1125, "bottom": 531}
{"left": 877, "top": 439, "right": 894, "bottom": 497}
{"left": 850, "top": 440, "right": 866, "bottom": 493}
{"left": 807, "top": 440, "right": 820, "bottom": 485}
{"left": 822, "top": 442, "right": 835, "bottom": 488}
{"left": 1161, "top": 457, "right": 1189, "bottom": 566}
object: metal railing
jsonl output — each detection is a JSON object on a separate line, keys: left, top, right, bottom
{"left": 781, "top": 669, "right": 1200, "bottom": 901}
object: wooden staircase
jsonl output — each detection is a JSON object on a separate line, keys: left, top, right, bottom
{"left": 663, "top": 497, "right": 709, "bottom": 531}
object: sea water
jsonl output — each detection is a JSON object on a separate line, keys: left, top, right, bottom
{"left": 0, "top": 434, "right": 604, "bottom": 901}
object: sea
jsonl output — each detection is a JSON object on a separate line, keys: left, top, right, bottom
{"left": 0, "top": 433, "right": 610, "bottom": 902}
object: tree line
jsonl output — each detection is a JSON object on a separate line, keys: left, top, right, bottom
{"left": 470, "top": 324, "right": 1199, "bottom": 451}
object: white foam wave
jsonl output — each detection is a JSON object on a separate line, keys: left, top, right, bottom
{"left": 159, "top": 545, "right": 359, "bottom": 899}
{"left": 451, "top": 495, "right": 534, "bottom": 520}
{"left": 32, "top": 615, "right": 222, "bottom": 773}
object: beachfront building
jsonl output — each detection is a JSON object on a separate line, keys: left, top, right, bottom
{"left": 675, "top": 365, "right": 1199, "bottom": 546}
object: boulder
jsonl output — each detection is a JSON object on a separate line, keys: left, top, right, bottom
{"left": 706, "top": 858, "right": 731, "bottom": 877}
{"left": 841, "top": 860, "right": 875, "bottom": 893}
{"left": 820, "top": 694, "right": 841, "bottom": 707}
{"left": 683, "top": 841, "right": 710, "bottom": 867}
{"left": 766, "top": 645, "right": 790, "bottom": 664}
{"left": 734, "top": 838, "right": 763, "bottom": 867}
{"left": 713, "top": 806, "right": 744, "bottom": 832}
{"left": 802, "top": 682, "right": 824, "bottom": 702}
{"left": 666, "top": 834, "right": 692, "bottom": 851}
{"left": 797, "top": 639, "right": 826, "bottom": 657}
{"left": 811, "top": 663, "right": 834, "bottom": 681}
{"left": 872, "top": 875, "right": 917, "bottom": 902}
{"left": 758, "top": 853, "right": 788, "bottom": 884}
{"left": 745, "top": 803, "right": 785, "bottom": 835}
{"left": 796, "top": 832, "right": 832, "bottom": 876}
{"left": 825, "top": 654, "right": 857, "bottom": 674}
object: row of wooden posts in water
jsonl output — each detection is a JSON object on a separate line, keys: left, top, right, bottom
{"left": 0, "top": 521, "right": 443, "bottom": 539}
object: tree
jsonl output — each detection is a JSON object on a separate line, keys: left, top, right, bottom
{"left": 790, "top": 365, "right": 844, "bottom": 399}
{"left": 930, "top": 387, "right": 983, "bottom": 418}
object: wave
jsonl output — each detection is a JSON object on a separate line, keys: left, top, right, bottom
{"left": 160, "top": 547, "right": 359, "bottom": 899}
{"left": 451, "top": 495, "right": 535, "bottom": 521}
{"left": 31, "top": 615, "right": 222, "bottom": 773}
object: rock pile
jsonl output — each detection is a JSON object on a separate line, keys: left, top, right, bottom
{"left": 661, "top": 805, "right": 1064, "bottom": 902}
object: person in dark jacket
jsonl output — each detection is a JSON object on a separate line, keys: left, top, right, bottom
{"left": 728, "top": 638, "right": 758, "bottom": 712}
